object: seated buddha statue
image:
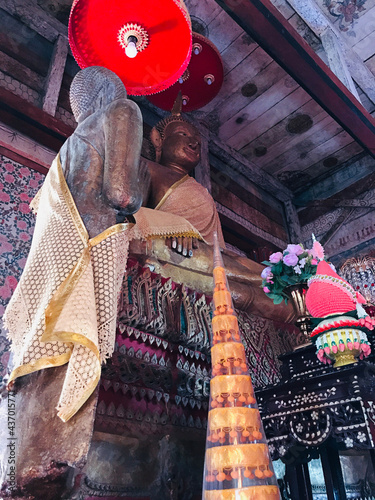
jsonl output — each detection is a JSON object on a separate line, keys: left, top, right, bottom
{"left": 129, "top": 100, "right": 294, "bottom": 324}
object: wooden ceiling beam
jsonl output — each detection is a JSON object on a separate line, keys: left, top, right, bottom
{"left": 209, "top": 136, "right": 293, "bottom": 202}
{"left": 214, "top": 0, "right": 375, "bottom": 158}
{"left": 0, "top": 86, "right": 73, "bottom": 150}
{"left": 294, "top": 154, "right": 375, "bottom": 206}
{"left": 0, "top": 0, "right": 67, "bottom": 43}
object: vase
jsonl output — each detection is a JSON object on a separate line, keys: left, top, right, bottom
{"left": 285, "top": 283, "right": 312, "bottom": 347}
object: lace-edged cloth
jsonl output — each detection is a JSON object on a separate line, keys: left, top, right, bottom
{"left": 4, "top": 155, "right": 130, "bottom": 422}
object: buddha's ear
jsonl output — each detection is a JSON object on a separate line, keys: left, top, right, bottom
{"left": 150, "top": 127, "right": 163, "bottom": 162}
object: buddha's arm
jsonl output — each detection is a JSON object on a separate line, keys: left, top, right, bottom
{"left": 103, "top": 99, "right": 143, "bottom": 215}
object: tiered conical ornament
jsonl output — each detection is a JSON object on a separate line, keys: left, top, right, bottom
{"left": 202, "top": 234, "right": 280, "bottom": 500}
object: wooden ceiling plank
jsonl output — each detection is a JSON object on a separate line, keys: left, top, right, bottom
{"left": 353, "top": 30, "right": 375, "bottom": 62}
{"left": 240, "top": 98, "right": 324, "bottom": 158}
{"left": 214, "top": 0, "right": 375, "bottom": 157}
{"left": 185, "top": 0, "right": 222, "bottom": 26}
{"left": 261, "top": 114, "right": 342, "bottom": 173}
{"left": 247, "top": 108, "right": 328, "bottom": 168}
{"left": 219, "top": 71, "right": 298, "bottom": 141}
{"left": 227, "top": 86, "right": 310, "bottom": 150}
{"left": 206, "top": 8, "right": 243, "bottom": 53}
{"left": 0, "top": 30, "right": 51, "bottom": 77}
{"left": 201, "top": 45, "right": 272, "bottom": 114}
{"left": 301, "top": 141, "right": 364, "bottom": 186}
{"left": 207, "top": 60, "right": 284, "bottom": 126}
{"left": 268, "top": 129, "right": 354, "bottom": 176}
{"left": 220, "top": 33, "right": 258, "bottom": 77}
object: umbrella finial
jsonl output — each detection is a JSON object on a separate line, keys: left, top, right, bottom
{"left": 172, "top": 91, "right": 183, "bottom": 116}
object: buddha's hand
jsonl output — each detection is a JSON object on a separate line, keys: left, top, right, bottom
{"left": 168, "top": 236, "right": 199, "bottom": 257}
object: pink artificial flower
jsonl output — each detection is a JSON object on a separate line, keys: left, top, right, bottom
{"left": 312, "top": 240, "right": 324, "bottom": 261}
{"left": 286, "top": 244, "right": 304, "bottom": 256}
{"left": 0, "top": 192, "right": 10, "bottom": 203}
{"left": 261, "top": 267, "right": 272, "bottom": 279}
{"left": 19, "top": 203, "right": 30, "bottom": 214}
{"left": 311, "top": 258, "right": 318, "bottom": 265}
{"left": 283, "top": 253, "right": 299, "bottom": 267}
{"left": 263, "top": 286, "right": 271, "bottom": 293}
{"left": 269, "top": 252, "right": 283, "bottom": 264}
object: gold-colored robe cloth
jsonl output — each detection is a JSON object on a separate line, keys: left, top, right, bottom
{"left": 4, "top": 157, "right": 202, "bottom": 422}
{"left": 154, "top": 175, "right": 225, "bottom": 248}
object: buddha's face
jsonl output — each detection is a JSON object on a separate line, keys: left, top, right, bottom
{"left": 160, "top": 121, "right": 201, "bottom": 172}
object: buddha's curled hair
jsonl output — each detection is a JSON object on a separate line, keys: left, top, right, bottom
{"left": 70, "top": 66, "right": 127, "bottom": 122}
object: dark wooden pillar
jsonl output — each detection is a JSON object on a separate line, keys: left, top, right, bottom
{"left": 285, "top": 462, "right": 313, "bottom": 500}
{"left": 320, "top": 445, "right": 347, "bottom": 500}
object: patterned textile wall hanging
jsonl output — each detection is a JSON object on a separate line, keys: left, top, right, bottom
{"left": 0, "top": 155, "right": 44, "bottom": 387}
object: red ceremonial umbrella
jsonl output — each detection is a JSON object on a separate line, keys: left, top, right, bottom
{"left": 69, "top": 0, "right": 192, "bottom": 96}
{"left": 147, "top": 32, "right": 224, "bottom": 111}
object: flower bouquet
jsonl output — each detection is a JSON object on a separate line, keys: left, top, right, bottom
{"left": 261, "top": 241, "right": 324, "bottom": 305}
